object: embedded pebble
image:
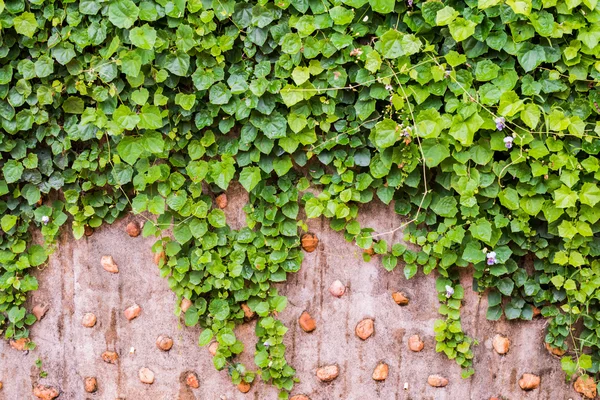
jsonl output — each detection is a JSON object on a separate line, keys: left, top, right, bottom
{"left": 32, "top": 303, "right": 49, "bottom": 321}
{"left": 237, "top": 381, "right": 251, "bottom": 393}
{"left": 84, "top": 225, "right": 94, "bottom": 236}
{"left": 519, "top": 373, "right": 540, "bottom": 390}
{"left": 545, "top": 342, "right": 566, "bottom": 356}
{"left": 124, "top": 304, "right": 141, "bottom": 321}
{"left": 408, "top": 335, "right": 424, "bottom": 352}
{"left": 139, "top": 368, "right": 155, "bottom": 384}
{"left": 153, "top": 251, "right": 166, "bottom": 265}
{"left": 492, "top": 334, "right": 510, "bottom": 355}
{"left": 298, "top": 311, "right": 316, "bottom": 333}
{"left": 392, "top": 291, "right": 409, "bottom": 305}
{"left": 181, "top": 298, "right": 192, "bottom": 313}
{"left": 101, "top": 255, "right": 119, "bottom": 273}
{"left": 329, "top": 280, "right": 346, "bottom": 297}
{"left": 185, "top": 372, "right": 199, "bottom": 389}
{"left": 316, "top": 365, "right": 339, "bottom": 382}
{"left": 216, "top": 193, "right": 228, "bottom": 209}
{"left": 82, "top": 313, "right": 97, "bottom": 328}
{"left": 101, "top": 351, "right": 119, "bottom": 364}
{"left": 241, "top": 303, "right": 255, "bottom": 320}
{"left": 301, "top": 233, "right": 319, "bottom": 252}
{"left": 428, "top": 375, "right": 449, "bottom": 387}
{"left": 9, "top": 338, "right": 29, "bottom": 351}
{"left": 33, "top": 384, "right": 59, "bottom": 400}
{"left": 290, "top": 395, "right": 310, "bottom": 400}
{"left": 156, "top": 335, "right": 173, "bottom": 351}
{"left": 208, "top": 341, "right": 219, "bottom": 356}
{"left": 126, "top": 221, "right": 141, "bottom": 237}
{"left": 372, "top": 362, "right": 389, "bottom": 381}
{"left": 355, "top": 318, "right": 374, "bottom": 340}
{"left": 84, "top": 377, "right": 97, "bottom": 393}
{"left": 574, "top": 375, "right": 597, "bottom": 399}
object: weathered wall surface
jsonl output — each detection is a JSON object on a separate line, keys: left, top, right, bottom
{"left": 0, "top": 187, "right": 580, "bottom": 399}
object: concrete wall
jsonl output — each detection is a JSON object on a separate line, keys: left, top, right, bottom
{"left": 0, "top": 187, "right": 579, "bottom": 399}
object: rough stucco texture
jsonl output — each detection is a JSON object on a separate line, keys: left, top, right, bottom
{"left": 0, "top": 185, "right": 580, "bottom": 399}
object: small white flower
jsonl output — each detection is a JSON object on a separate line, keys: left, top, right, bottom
{"left": 41, "top": 215, "right": 50, "bottom": 225}
{"left": 445, "top": 285, "right": 454, "bottom": 298}
{"left": 486, "top": 251, "right": 496, "bottom": 259}
{"left": 385, "top": 84, "right": 393, "bottom": 91}
{"left": 363, "top": 15, "right": 369, "bottom": 22}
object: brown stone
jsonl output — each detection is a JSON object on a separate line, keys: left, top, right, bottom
{"left": 545, "top": 342, "right": 566, "bottom": 356}
{"left": 208, "top": 341, "right": 219, "bottom": 356}
{"left": 372, "top": 362, "right": 389, "bottom": 381}
{"left": 298, "top": 311, "right": 316, "bottom": 333}
{"left": 185, "top": 372, "right": 199, "bottom": 389}
{"left": 492, "top": 334, "right": 510, "bottom": 355}
{"left": 290, "top": 395, "right": 310, "bottom": 400}
{"left": 518, "top": 373, "right": 540, "bottom": 390}
{"left": 427, "top": 375, "right": 449, "bottom": 387}
{"left": 363, "top": 247, "right": 375, "bottom": 256}
{"left": 301, "top": 233, "right": 318, "bottom": 252}
{"left": 101, "top": 351, "right": 118, "bottom": 364}
{"left": 241, "top": 303, "right": 255, "bottom": 320}
{"left": 156, "top": 335, "right": 173, "bottom": 351}
{"left": 574, "top": 375, "right": 597, "bottom": 399}
{"left": 408, "top": 335, "right": 424, "bottom": 352}
{"left": 180, "top": 298, "right": 192, "bottom": 313}
{"left": 124, "top": 304, "right": 141, "bottom": 321}
{"left": 100, "top": 255, "right": 119, "bottom": 273}
{"left": 82, "top": 313, "right": 97, "bottom": 328}
{"left": 33, "top": 384, "right": 59, "bottom": 400}
{"left": 532, "top": 306, "right": 541, "bottom": 317}
{"left": 392, "top": 291, "right": 409, "bottom": 305}
{"left": 10, "top": 337, "right": 30, "bottom": 351}
{"left": 84, "top": 225, "right": 94, "bottom": 237}
{"left": 84, "top": 377, "right": 97, "bottom": 393}
{"left": 32, "top": 303, "right": 49, "bottom": 321}
{"left": 153, "top": 250, "right": 166, "bottom": 265}
{"left": 355, "top": 318, "right": 374, "bottom": 340}
{"left": 126, "top": 221, "right": 141, "bottom": 237}
{"left": 216, "top": 193, "right": 228, "bottom": 209}
{"left": 329, "top": 280, "right": 346, "bottom": 297}
{"left": 139, "top": 368, "right": 154, "bottom": 384}
{"left": 237, "top": 381, "right": 251, "bottom": 393}
{"left": 316, "top": 365, "right": 339, "bottom": 382}
{"left": 0, "top": 381, "right": 3, "bottom": 390}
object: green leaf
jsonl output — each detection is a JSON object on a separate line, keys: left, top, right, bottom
{"left": 378, "top": 29, "right": 421, "bottom": 58}
{"left": 580, "top": 183, "right": 600, "bottom": 207}
{"left": 129, "top": 24, "right": 157, "bottom": 49}
{"left": 117, "top": 136, "right": 144, "bottom": 165}
{"left": 436, "top": 6, "right": 458, "bottom": 26}
{"left": 329, "top": 6, "right": 354, "bottom": 25}
{"left": 3, "top": 160, "right": 24, "bottom": 183}
{"left": 13, "top": 12, "right": 38, "bottom": 38}
{"left": 239, "top": 167, "right": 262, "bottom": 192}
{"left": 108, "top": 0, "right": 139, "bottom": 29}
{"left": 369, "top": 119, "right": 399, "bottom": 148}
{"left": 209, "top": 299, "right": 230, "bottom": 320}
{"left": 448, "top": 18, "right": 477, "bottom": 42}
{"left": 62, "top": 97, "right": 84, "bottom": 114}
{"left": 1, "top": 214, "right": 17, "bottom": 231}
{"left": 369, "top": 0, "right": 395, "bottom": 13}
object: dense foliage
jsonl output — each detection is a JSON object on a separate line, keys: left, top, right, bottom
{"left": 1, "top": 0, "right": 600, "bottom": 395}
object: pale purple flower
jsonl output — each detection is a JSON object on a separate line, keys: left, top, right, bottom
{"left": 503, "top": 136, "right": 513, "bottom": 149}
{"left": 486, "top": 251, "right": 497, "bottom": 265}
{"left": 445, "top": 285, "right": 454, "bottom": 298}
{"left": 408, "top": 0, "right": 413, "bottom": 6}
{"left": 41, "top": 216, "right": 50, "bottom": 225}
{"left": 494, "top": 117, "right": 506, "bottom": 131}
{"left": 444, "top": 70, "right": 452, "bottom": 78}
{"left": 385, "top": 84, "right": 393, "bottom": 91}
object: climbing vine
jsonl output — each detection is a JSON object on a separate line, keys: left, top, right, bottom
{"left": 1, "top": 0, "right": 600, "bottom": 396}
